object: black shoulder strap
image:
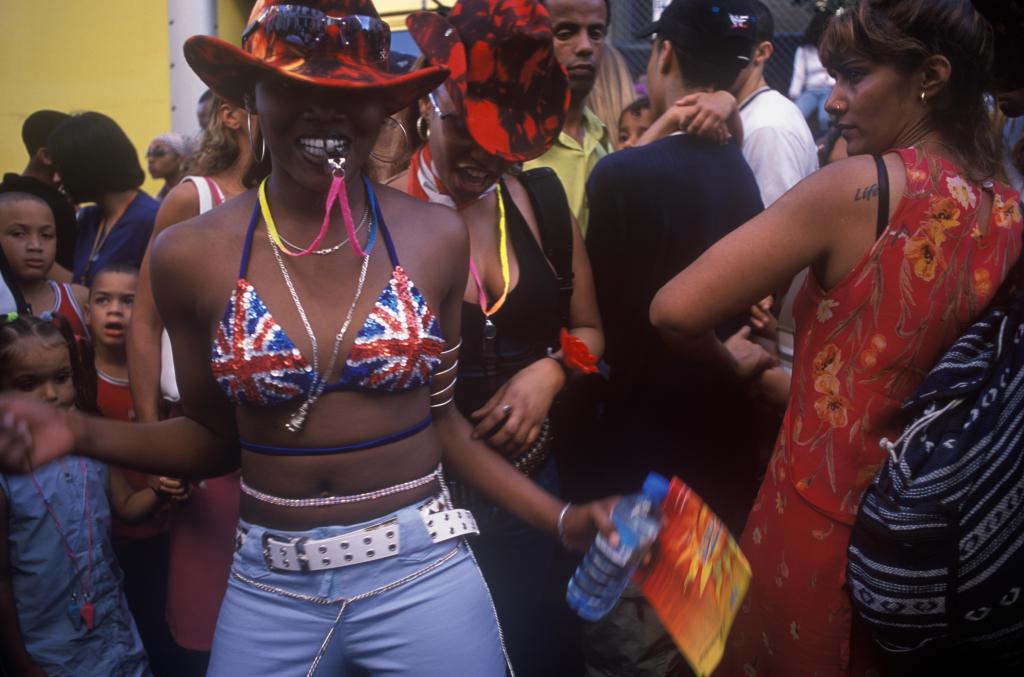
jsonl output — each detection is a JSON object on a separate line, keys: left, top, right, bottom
{"left": 873, "top": 155, "right": 890, "bottom": 239}
{"left": 519, "top": 167, "right": 574, "bottom": 328}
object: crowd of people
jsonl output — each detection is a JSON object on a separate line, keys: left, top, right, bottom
{"left": 0, "top": 0, "right": 1023, "bottom": 675}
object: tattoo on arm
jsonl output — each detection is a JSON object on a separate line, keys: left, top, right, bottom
{"left": 855, "top": 183, "right": 879, "bottom": 202}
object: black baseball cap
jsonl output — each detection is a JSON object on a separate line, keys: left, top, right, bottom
{"left": 637, "top": 0, "right": 757, "bottom": 75}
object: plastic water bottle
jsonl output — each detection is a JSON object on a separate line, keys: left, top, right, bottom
{"left": 566, "top": 472, "right": 670, "bottom": 621}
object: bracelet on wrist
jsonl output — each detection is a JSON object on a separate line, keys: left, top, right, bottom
{"left": 556, "top": 502, "right": 572, "bottom": 548}
{"left": 547, "top": 328, "right": 598, "bottom": 376}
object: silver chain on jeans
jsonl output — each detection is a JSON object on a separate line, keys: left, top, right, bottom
{"left": 231, "top": 545, "right": 462, "bottom": 677}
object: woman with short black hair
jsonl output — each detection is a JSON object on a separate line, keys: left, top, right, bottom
{"left": 47, "top": 112, "right": 158, "bottom": 286}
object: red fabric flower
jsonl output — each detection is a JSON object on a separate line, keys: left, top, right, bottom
{"left": 560, "top": 328, "right": 597, "bottom": 374}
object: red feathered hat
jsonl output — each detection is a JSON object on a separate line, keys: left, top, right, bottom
{"left": 407, "top": 0, "right": 570, "bottom": 162}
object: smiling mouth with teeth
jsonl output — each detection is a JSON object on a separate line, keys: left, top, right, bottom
{"left": 298, "top": 136, "right": 350, "bottom": 160}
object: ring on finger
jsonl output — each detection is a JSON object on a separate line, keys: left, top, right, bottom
{"left": 501, "top": 403, "right": 512, "bottom": 416}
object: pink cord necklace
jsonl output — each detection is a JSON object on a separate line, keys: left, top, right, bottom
{"left": 30, "top": 458, "right": 95, "bottom": 632}
{"left": 261, "top": 156, "right": 367, "bottom": 258}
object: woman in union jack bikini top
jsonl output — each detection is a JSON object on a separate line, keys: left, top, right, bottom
{"left": 210, "top": 181, "right": 447, "bottom": 453}
{"left": 0, "top": 2, "right": 617, "bottom": 675}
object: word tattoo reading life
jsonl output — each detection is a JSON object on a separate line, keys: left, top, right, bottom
{"left": 854, "top": 183, "right": 879, "bottom": 202}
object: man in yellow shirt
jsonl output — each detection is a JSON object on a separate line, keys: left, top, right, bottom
{"left": 525, "top": 0, "right": 613, "bottom": 236}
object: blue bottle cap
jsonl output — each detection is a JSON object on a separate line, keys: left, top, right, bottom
{"left": 641, "top": 472, "right": 670, "bottom": 503}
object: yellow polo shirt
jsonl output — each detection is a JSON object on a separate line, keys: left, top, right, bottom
{"left": 524, "top": 107, "right": 612, "bottom": 236}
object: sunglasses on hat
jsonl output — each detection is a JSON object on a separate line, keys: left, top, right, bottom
{"left": 243, "top": 4, "right": 390, "bottom": 64}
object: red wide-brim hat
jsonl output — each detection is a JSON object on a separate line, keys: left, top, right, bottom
{"left": 184, "top": 0, "right": 449, "bottom": 116}
{"left": 407, "top": 0, "right": 570, "bottom": 163}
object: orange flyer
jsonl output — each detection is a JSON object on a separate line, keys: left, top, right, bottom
{"left": 637, "top": 477, "right": 751, "bottom": 676}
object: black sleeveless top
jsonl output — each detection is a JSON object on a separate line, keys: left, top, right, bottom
{"left": 455, "top": 181, "right": 561, "bottom": 416}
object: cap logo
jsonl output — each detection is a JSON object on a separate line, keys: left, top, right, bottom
{"left": 729, "top": 14, "right": 751, "bottom": 29}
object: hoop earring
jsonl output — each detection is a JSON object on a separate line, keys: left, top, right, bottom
{"left": 370, "top": 117, "right": 412, "bottom": 165}
{"left": 247, "top": 111, "right": 266, "bottom": 163}
{"left": 416, "top": 115, "right": 430, "bottom": 142}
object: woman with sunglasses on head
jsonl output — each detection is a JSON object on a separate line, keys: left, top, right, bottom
{"left": 0, "top": 2, "right": 616, "bottom": 675}
{"left": 388, "top": 2, "right": 604, "bottom": 671}
{"left": 146, "top": 134, "right": 194, "bottom": 202}
{"left": 649, "top": 1, "right": 1022, "bottom": 674}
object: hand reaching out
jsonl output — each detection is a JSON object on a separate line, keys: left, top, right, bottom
{"left": 0, "top": 396, "right": 74, "bottom": 474}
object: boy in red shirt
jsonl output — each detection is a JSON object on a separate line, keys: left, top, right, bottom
{"left": 87, "top": 264, "right": 185, "bottom": 675}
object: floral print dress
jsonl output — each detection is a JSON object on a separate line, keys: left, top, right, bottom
{"left": 723, "top": 148, "right": 1023, "bottom": 676}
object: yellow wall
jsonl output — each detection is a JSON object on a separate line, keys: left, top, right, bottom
{"left": 0, "top": 0, "right": 427, "bottom": 197}
{"left": 217, "top": 0, "right": 252, "bottom": 45}
{"left": 0, "top": 2, "right": 170, "bottom": 197}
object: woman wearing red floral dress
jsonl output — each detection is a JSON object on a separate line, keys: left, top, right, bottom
{"left": 650, "top": 1, "right": 1023, "bottom": 675}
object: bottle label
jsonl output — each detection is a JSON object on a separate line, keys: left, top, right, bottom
{"left": 593, "top": 533, "right": 633, "bottom": 568}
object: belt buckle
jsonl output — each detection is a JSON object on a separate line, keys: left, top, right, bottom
{"left": 262, "top": 533, "right": 310, "bottom": 572}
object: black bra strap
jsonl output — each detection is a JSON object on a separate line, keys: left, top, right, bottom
{"left": 873, "top": 155, "right": 890, "bottom": 239}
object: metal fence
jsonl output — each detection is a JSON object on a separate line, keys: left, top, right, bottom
{"left": 608, "top": 0, "right": 816, "bottom": 94}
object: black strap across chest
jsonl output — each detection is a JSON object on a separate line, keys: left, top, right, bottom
{"left": 518, "top": 167, "right": 574, "bottom": 328}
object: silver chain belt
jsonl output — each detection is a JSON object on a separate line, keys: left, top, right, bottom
{"left": 240, "top": 464, "right": 442, "bottom": 508}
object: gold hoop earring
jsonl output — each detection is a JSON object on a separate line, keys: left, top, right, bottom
{"left": 416, "top": 115, "right": 430, "bottom": 142}
{"left": 247, "top": 111, "right": 266, "bottom": 163}
{"left": 370, "top": 117, "right": 412, "bottom": 165}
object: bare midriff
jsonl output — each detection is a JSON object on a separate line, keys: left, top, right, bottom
{"left": 236, "top": 388, "right": 443, "bottom": 530}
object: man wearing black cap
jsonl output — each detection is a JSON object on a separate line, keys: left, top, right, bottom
{"left": 583, "top": 1, "right": 766, "bottom": 672}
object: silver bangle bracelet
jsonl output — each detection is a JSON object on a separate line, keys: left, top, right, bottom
{"left": 430, "top": 395, "right": 455, "bottom": 409}
{"left": 440, "top": 338, "right": 463, "bottom": 355}
{"left": 557, "top": 502, "right": 572, "bottom": 548}
{"left": 434, "top": 360, "right": 459, "bottom": 378}
{"left": 429, "top": 377, "right": 457, "bottom": 399}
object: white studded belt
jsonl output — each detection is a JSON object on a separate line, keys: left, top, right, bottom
{"left": 238, "top": 493, "right": 479, "bottom": 573}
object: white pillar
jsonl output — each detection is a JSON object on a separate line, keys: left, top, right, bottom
{"left": 167, "top": 0, "right": 217, "bottom": 137}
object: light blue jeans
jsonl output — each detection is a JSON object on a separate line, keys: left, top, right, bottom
{"left": 207, "top": 499, "right": 508, "bottom": 676}
{"left": 796, "top": 87, "right": 833, "bottom": 133}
